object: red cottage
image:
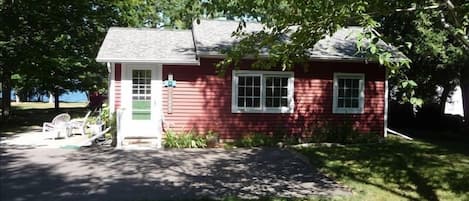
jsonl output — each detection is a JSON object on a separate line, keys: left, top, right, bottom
{"left": 96, "top": 20, "right": 405, "bottom": 148}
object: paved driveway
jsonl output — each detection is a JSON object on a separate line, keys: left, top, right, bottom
{"left": 0, "top": 146, "right": 350, "bottom": 201}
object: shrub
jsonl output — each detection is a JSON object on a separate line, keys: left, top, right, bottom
{"left": 164, "top": 130, "right": 207, "bottom": 148}
{"left": 205, "top": 130, "right": 219, "bottom": 148}
{"left": 307, "top": 121, "right": 382, "bottom": 144}
{"left": 235, "top": 132, "right": 276, "bottom": 147}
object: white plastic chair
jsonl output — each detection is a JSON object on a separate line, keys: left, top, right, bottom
{"left": 70, "top": 110, "right": 92, "bottom": 135}
{"left": 42, "top": 113, "right": 71, "bottom": 140}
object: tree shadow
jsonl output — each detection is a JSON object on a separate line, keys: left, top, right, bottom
{"left": 1, "top": 147, "right": 351, "bottom": 201}
{"left": 162, "top": 59, "right": 386, "bottom": 140}
{"left": 296, "top": 138, "right": 469, "bottom": 201}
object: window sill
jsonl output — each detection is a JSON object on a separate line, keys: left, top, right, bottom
{"left": 232, "top": 107, "right": 294, "bottom": 114}
{"left": 332, "top": 108, "right": 364, "bottom": 114}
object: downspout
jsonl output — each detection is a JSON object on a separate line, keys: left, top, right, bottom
{"left": 384, "top": 68, "right": 389, "bottom": 138}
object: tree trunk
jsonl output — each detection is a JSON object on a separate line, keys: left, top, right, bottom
{"left": 440, "top": 85, "right": 451, "bottom": 116}
{"left": 48, "top": 92, "right": 54, "bottom": 103}
{"left": 15, "top": 94, "right": 20, "bottom": 103}
{"left": 54, "top": 88, "right": 60, "bottom": 110}
{"left": 1, "top": 68, "right": 12, "bottom": 120}
{"left": 461, "top": 68, "right": 469, "bottom": 126}
{"left": 1, "top": 69, "right": 12, "bottom": 120}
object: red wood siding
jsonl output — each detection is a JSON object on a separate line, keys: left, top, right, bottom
{"left": 162, "top": 59, "right": 385, "bottom": 139}
{"left": 114, "top": 63, "right": 122, "bottom": 110}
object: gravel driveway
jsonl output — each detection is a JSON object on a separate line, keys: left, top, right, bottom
{"left": 0, "top": 146, "right": 350, "bottom": 201}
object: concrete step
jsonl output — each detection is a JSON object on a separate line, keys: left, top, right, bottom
{"left": 121, "top": 137, "right": 161, "bottom": 150}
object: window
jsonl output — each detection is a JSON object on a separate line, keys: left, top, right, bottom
{"left": 333, "top": 73, "right": 365, "bottom": 114}
{"left": 132, "top": 69, "right": 152, "bottom": 120}
{"left": 232, "top": 70, "right": 294, "bottom": 113}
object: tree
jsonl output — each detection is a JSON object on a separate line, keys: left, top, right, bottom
{"left": 379, "top": 10, "right": 467, "bottom": 116}
{"left": 0, "top": 0, "right": 165, "bottom": 115}
{"left": 196, "top": 0, "right": 469, "bottom": 124}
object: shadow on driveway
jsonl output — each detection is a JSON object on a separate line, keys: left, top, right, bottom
{"left": 0, "top": 146, "right": 350, "bottom": 201}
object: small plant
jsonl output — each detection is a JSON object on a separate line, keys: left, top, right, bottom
{"left": 205, "top": 130, "right": 219, "bottom": 148}
{"left": 86, "top": 116, "right": 100, "bottom": 125}
{"left": 108, "top": 111, "right": 117, "bottom": 146}
{"left": 235, "top": 132, "right": 276, "bottom": 147}
{"left": 164, "top": 130, "right": 207, "bottom": 148}
{"left": 100, "top": 106, "right": 110, "bottom": 126}
{"left": 306, "top": 121, "right": 382, "bottom": 144}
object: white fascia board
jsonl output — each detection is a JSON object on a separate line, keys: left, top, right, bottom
{"left": 96, "top": 58, "right": 200, "bottom": 65}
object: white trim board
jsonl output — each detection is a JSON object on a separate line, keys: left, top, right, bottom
{"left": 96, "top": 58, "right": 200, "bottom": 65}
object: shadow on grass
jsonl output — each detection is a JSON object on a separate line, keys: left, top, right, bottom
{"left": 0, "top": 107, "right": 88, "bottom": 136}
{"left": 296, "top": 137, "right": 469, "bottom": 201}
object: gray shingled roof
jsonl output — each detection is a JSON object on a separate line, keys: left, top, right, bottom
{"left": 96, "top": 27, "right": 197, "bottom": 64}
{"left": 309, "top": 26, "right": 406, "bottom": 61}
{"left": 192, "top": 20, "right": 264, "bottom": 56}
{"left": 193, "top": 20, "right": 406, "bottom": 61}
{"left": 96, "top": 20, "right": 406, "bottom": 63}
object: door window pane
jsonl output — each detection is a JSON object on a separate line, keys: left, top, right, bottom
{"left": 132, "top": 69, "right": 151, "bottom": 120}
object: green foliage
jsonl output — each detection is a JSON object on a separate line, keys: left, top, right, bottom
{"left": 164, "top": 130, "right": 207, "bottom": 148}
{"left": 230, "top": 129, "right": 299, "bottom": 148}
{"left": 306, "top": 121, "right": 382, "bottom": 144}
{"left": 296, "top": 136, "right": 469, "bottom": 201}
{"left": 234, "top": 132, "right": 276, "bottom": 147}
{"left": 379, "top": 7, "right": 468, "bottom": 110}
{"left": 99, "top": 106, "right": 117, "bottom": 143}
{"left": 0, "top": 0, "right": 200, "bottom": 110}
{"left": 0, "top": 0, "right": 113, "bottom": 97}
{"left": 205, "top": 130, "right": 219, "bottom": 147}
{"left": 197, "top": 0, "right": 469, "bottom": 110}
{"left": 86, "top": 116, "right": 100, "bottom": 125}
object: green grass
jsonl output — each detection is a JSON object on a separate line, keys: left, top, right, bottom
{"left": 11, "top": 102, "right": 87, "bottom": 110}
{"left": 295, "top": 136, "right": 469, "bottom": 201}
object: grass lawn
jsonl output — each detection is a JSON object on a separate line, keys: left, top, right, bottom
{"left": 295, "top": 136, "right": 469, "bottom": 201}
{"left": 11, "top": 102, "right": 87, "bottom": 110}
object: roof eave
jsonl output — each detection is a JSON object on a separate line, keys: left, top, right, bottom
{"left": 198, "top": 53, "right": 407, "bottom": 63}
{"left": 96, "top": 58, "right": 200, "bottom": 65}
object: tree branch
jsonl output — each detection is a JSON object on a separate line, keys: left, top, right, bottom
{"left": 395, "top": 5, "right": 441, "bottom": 12}
{"left": 439, "top": 0, "right": 469, "bottom": 50}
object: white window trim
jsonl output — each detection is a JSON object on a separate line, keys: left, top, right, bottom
{"left": 232, "top": 70, "right": 294, "bottom": 113}
{"left": 333, "top": 73, "right": 365, "bottom": 114}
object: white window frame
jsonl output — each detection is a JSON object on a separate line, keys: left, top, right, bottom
{"left": 232, "top": 70, "right": 294, "bottom": 113}
{"left": 333, "top": 73, "right": 365, "bottom": 114}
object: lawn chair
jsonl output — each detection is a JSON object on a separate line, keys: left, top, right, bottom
{"left": 42, "top": 113, "right": 71, "bottom": 140}
{"left": 70, "top": 110, "right": 92, "bottom": 135}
